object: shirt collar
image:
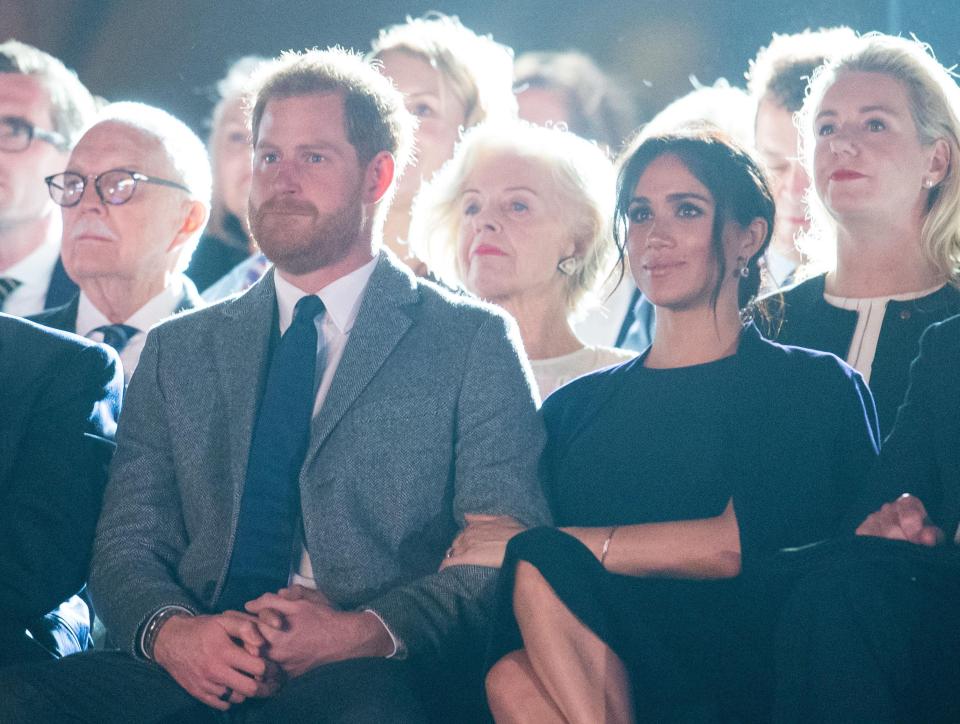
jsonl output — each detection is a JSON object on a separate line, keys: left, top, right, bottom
{"left": 273, "top": 256, "right": 378, "bottom": 335}
{"left": 76, "top": 275, "right": 187, "bottom": 337}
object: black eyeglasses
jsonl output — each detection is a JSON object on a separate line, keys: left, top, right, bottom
{"left": 44, "top": 169, "right": 192, "bottom": 207}
{"left": 0, "top": 116, "right": 67, "bottom": 153}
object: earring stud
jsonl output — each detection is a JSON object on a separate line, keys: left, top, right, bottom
{"left": 557, "top": 256, "right": 579, "bottom": 276}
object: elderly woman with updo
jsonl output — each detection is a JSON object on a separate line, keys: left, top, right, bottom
{"left": 411, "top": 121, "right": 635, "bottom": 399}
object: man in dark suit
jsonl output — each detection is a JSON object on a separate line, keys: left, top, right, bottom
{"left": 0, "top": 41, "right": 95, "bottom": 316}
{"left": 0, "top": 48, "right": 549, "bottom": 722}
{"left": 29, "top": 102, "right": 208, "bottom": 382}
{"left": 0, "top": 313, "right": 122, "bottom": 668}
{"left": 774, "top": 315, "right": 960, "bottom": 723}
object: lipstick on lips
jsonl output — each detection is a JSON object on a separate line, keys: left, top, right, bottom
{"left": 473, "top": 243, "right": 507, "bottom": 257}
{"left": 830, "top": 169, "right": 866, "bottom": 181}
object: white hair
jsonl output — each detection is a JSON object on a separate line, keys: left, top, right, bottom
{"left": 410, "top": 120, "right": 616, "bottom": 315}
{"left": 91, "top": 102, "right": 212, "bottom": 271}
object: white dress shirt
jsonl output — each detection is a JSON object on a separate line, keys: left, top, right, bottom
{"left": 77, "top": 275, "right": 190, "bottom": 383}
{"left": 273, "top": 258, "right": 401, "bottom": 654}
{"left": 0, "top": 232, "right": 61, "bottom": 316}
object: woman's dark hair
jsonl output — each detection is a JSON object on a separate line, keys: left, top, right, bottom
{"left": 613, "top": 126, "right": 775, "bottom": 312}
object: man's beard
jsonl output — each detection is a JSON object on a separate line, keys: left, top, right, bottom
{"left": 248, "top": 191, "right": 365, "bottom": 276}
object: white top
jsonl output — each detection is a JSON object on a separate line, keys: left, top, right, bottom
{"left": 77, "top": 275, "right": 190, "bottom": 383}
{"left": 572, "top": 277, "right": 637, "bottom": 347}
{"left": 823, "top": 284, "right": 943, "bottom": 384}
{"left": 532, "top": 345, "right": 637, "bottom": 400}
{"left": 0, "top": 233, "right": 61, "bottom": 316}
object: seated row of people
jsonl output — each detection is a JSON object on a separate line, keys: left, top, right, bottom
{"left": 0, "top": 20, "right": 958, "bottom": 724}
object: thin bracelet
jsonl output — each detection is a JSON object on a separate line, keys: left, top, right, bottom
{"left": 600, "top": 526, "right": 619, "bottom": 567}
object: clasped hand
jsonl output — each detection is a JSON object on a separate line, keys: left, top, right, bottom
{"left": 439, "top": 513, "right": 527, "bottom": 570}
{"left": 155, "top": 585, "right": 391, "bottom": 711}
{"left": 856, "top": 493, "right": 945, "bottom": 546}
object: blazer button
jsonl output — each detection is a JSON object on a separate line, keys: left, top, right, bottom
{"left": 899, "top": 309, "right": 911, "bottom": 320}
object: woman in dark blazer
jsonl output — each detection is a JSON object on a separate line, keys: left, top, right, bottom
{"left": 762, "top": 33, "right": 960, "bottom": 437}
{"left": 774, "top": 314, "right": 960, "bottom": 724}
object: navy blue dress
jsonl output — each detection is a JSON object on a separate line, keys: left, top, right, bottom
{"left": 490, "top": 325, "right": 881, "bottom": 720}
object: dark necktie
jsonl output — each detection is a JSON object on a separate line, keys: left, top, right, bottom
{"left": 91, "top": 323, "right": 139, "bottom": 354}
{"left": 218, "top": 294, "right": 326, "bottom": 611}
{"left": 0, "top": 277, "right": 23, "bottom": 310}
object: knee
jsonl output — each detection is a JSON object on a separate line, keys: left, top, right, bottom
{"left": 485, "top": 652, "right": 531, "bottom": 717}
{"left": 514, "top": 560, "right": 553, "bottom": 602}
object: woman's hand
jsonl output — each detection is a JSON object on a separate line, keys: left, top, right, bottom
{"left": 856, "top": 494, "right": 945, "bottom": 547}
{"left": 439, "top": 514, "right": 527, "bottom": 570}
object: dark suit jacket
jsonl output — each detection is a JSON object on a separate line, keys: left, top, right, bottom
{"left": 0, "top": 314, "right": 122, "bottom": 660}
{"left": 760, "top": 274, "right": 960, "bottom": 437}
{"left": 43, "top": 256, "right": 78, "bottom": 310}
{"left": 28, "top": 278, "right": 204, "bottom": 335}
{"left": 90, "top": 252, "right": 551, "bottom": 659}
{"left": 848, "top": 314, "right": 960, "bottom": 536}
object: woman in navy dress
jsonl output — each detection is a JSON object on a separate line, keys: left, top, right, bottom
{"left": 443, "top": 129, "right": 881, "bottom": 722}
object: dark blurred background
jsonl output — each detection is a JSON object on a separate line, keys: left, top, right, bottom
{"left": 4, "top": 0, "right": 957, "bottom": 137}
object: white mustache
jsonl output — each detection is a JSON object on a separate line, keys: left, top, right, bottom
{"left": 68, "top": 217, "right": 116, "bottom": 240}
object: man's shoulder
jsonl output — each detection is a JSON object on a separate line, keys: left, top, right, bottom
{"left": 411, "top": 273, "right": 509, "bottom": 327}
{"left": 2, "top": 312, "right": 103, "bottom": 357}
{"left": 0, "top": 313, "right": 120, "bottom": 390}
{"left": 25, "top": 296, "right": 78, "bottom": 333}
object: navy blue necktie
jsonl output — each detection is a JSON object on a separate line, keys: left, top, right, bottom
{"left": 91, "top": 323, "right": 139, "bottom": 354}
{"left": 218, "top": 295, "right": 325, "bottom": 611}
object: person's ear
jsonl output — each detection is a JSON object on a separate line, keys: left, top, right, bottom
{"left": 168, "top": 200, "right": 208, "bottom": 252}
{"left": 925, "top": 138, "right": 950, "bottom": 187}
{"left": 738, "top": 217, "right": 768, "bottom": 261}
{"left": 363, "top": 151, "right": 395, "bottom": 204}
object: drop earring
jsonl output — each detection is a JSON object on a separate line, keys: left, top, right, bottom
{"left": 557, "top": 256, "right": 579, "bottom": 276}
{"left": 733, "top": 257, "right": 749, "bottom": 279}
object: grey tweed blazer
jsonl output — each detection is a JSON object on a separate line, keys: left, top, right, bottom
{"left": 89, "top": 252, "right": 550, "bottom": 659}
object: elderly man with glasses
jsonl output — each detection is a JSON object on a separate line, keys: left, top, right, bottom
{"left": 0, "top": 40, "right": 96, "bottom": 316}
{"left": 30, "top": 102, "right": 209, "bottom": 382}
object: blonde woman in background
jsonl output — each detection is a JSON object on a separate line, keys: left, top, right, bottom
{"left": 764, "top": 32, "right": 960, "bottom": 437}
{"left": 411, "top": 120, "right": 635, "bottom": 399}
{"left": 371, "top": 13, "right": 517, "bottom": 277}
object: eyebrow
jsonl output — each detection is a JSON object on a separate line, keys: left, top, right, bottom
{"left": 461, "top": 186, "right": 539, "bottom": 196}
{"left": 255, "top": 141, "right": 343, "bottom": 154}
{"left": 816, "top": 104, "right": 900, "bottom": 121}
{"left": 405, "top": 91, "right": 441, "bottom": 100}
{"left": 630, "top": 192, "right": 712, "bottom": 204}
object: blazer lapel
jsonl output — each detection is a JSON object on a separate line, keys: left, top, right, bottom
{"left": 304, "top": 253, "right": 418, "bottom": 464}
{"left": 213, "top": 269, "right": 278, "bottom": 494}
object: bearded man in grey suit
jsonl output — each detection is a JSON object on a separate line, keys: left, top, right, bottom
{"left": 0, "top": 48, "right": 549, "bottom": 723}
